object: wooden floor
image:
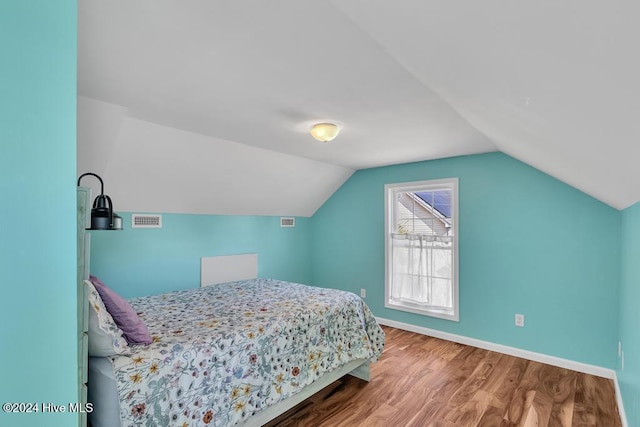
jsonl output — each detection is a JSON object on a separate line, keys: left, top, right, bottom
{"left": 266, "top": 326, "right": 621, "bottom": 427}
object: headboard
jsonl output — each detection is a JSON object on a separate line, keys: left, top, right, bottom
{"left": 200, "top": 253, "right": 258, "bottom": 287}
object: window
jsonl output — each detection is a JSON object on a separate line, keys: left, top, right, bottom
{"left": 384, "top": 178, "right": 458, "bottom": 321}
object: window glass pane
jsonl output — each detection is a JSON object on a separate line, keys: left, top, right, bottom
{"left": 394, "top": 189, "right": 452, "bottom": 236}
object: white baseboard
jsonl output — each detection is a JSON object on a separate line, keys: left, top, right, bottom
{"left": 376, "top": 317, "right": 628, "bottom": 426}
{"left": 614, "top": 373, "right": 629, "bottom": 427}
{"left": 376, "top": 317, "right": 614, "bottom": 378}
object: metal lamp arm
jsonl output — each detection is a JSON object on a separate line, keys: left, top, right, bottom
{"left": 77, "top": 172, "right": 105, "bottom": 195}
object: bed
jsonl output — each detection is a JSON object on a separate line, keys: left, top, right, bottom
{"left": 87, "top": 263, "right": 385, "bottom": 427}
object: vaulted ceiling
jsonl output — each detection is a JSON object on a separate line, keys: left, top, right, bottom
{"left": 78, "top": 1, "right": 640, "bottom": 216}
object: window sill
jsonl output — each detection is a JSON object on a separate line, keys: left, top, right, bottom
{"left": 385, "top": 301, "right": 459, "bottom": 322}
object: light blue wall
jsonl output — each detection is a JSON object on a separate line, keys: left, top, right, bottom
{"left": 310, "top": 152, "right": 621, "bottom": 369}
{"left": 90, "top": 214, "right": 311, "bottom": 298}
{"left": 1, "top": 0, "right": 632, "bottom": 422}
{"left": 0, "top": 1, "right": 78, "bottom": 426}
{"left": 619, "top": 202, "right": 640, "bottom": 425}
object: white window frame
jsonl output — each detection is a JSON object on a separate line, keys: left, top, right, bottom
{"left": 384, "top": 178, "right": 459, "bottom": 321}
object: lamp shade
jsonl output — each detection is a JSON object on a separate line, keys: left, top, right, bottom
{"left": 90, "top": 194, "right": 123, "bottom": 230}
{"left": 310, "top": 122, "right": 341, "bottom": 142}
{"left": 77, "top": 173, "right": 123, "bottom": 230}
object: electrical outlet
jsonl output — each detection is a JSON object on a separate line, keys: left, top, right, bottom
{"left": 515, "top": 314, "right": 525, "bottom": 327}
{"left": 360, "top": 288, "right": 366, "bottom": 298}
{"left": 618, "top": 341, "right": 622, "bottom": 358}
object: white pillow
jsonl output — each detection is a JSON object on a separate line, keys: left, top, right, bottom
{"left": 85, "top": 280, "right": 129, "bottom": 357}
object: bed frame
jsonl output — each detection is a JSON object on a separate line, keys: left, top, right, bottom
{"left": 89, "top": 254, "right": 373, "bottom": 427}
{"left": 201, "top": 254, "right": 371, "bottom": 426}
{"left": 241, "top": 358, "right": 369, "bottom": 426}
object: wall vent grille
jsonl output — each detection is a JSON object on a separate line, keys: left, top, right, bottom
{"left": 132, "top": 214, "right": 162, "bottom": 228}
{"left": 280, "top": 217, "right": 295, "bottom": 227}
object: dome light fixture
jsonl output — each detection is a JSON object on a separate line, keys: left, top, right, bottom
{"left": 309, "top": 122, "right": 341, "bottom": 142}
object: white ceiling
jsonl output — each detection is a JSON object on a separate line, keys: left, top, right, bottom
{"left": 78, "top": 0, "right": 640, "bottom": 215}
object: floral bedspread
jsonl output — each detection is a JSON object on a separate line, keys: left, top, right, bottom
{"left": 111, "top": 278, "right": 385, "bottom": 426}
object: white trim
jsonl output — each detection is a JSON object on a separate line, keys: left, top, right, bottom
{"left": 376, "top": 317, "right": 615, "bottom": 379}
{"left": 613, "top": 372, "right": 629, "bottom": 427}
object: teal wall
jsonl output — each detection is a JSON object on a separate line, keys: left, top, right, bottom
{"left": 1, "top": 0, "right": 632, "bottom": 423}
{"left": 0, "top": 1, "right": 78, "bottom": 426}
{"left": 90, "top": 214, "right": 311, "bottom": 298}
{"left": 620, "top": 202, "right": 640, "bottom": 425}
{"left": 310, "top": 152, "right": 621, "bottom": 369}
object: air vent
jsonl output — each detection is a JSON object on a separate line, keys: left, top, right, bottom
{"left": 132, "top": 214, "right": 162, "bottom": 228}
{"left": 280, "top": 217, "right": 295, "bottom": 227}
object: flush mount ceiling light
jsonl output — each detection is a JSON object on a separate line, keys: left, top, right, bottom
{"left": 309, "top": 122, "right": 341, "bottom": 142}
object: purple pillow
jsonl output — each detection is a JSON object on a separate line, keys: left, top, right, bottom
{"left": 89, "top": 275, "right": 152, "bottom": 345}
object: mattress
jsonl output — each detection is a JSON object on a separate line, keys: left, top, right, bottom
{"left": 88, "top": 278, "right": 385, "bottom": 427}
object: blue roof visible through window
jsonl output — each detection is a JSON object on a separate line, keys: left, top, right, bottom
{"left": 415, "top": 191, "right": 451, "bottom": 218}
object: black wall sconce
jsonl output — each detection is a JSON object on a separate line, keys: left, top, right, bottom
{"left": 77, "top": 172, "right": 123, "bottom": 230}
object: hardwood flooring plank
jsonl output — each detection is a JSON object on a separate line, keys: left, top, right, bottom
{"left": 443, "top": 389, "right": 494, "bottom": 426}
{"left": 359, "top": 402, "right": 401, "bottom": 427}
{"left": 476, "top": 404, "right": 515, "bottom": 427}
{"left": 492, "top": 356, "right": 529, "bottom": 409}
{"left": 530, "top": 389, "right": 554, "bottom": 426}
{"left": 267, "top": 326, "right": 622, "bottom": 427}
{"left": 447, "top": 349, "right": 504, "bottom": 407}
{"left": 505, "top": 362, "right": 545, "bottom": 424}
{"left": 590, "top": 375, "right": 621, "bottom": 427}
